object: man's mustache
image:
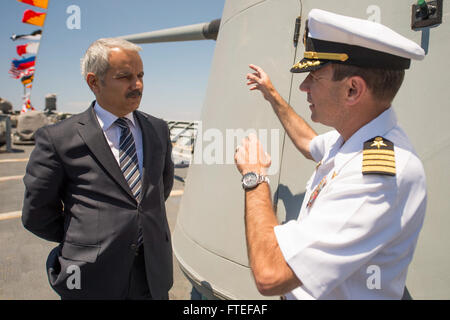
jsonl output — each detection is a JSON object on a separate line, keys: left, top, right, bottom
{"left": 126, "top": 90, "right": 142, "bottom": 98}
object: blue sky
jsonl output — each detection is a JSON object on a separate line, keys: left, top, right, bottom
{"left": 0, "top": 0, "right": 225, "bottom": 120}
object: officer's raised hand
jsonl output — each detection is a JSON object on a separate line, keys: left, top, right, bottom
{"left": 246, "top": 64, "right": 280, "bottom": 103}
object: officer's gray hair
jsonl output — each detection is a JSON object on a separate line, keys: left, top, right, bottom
{"left": 80, "top": 38, "right": 142, "bottom": 81}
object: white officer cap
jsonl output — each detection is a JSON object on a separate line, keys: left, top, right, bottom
{"left": 291, "top": 9, "right": 425, "bottom": 73}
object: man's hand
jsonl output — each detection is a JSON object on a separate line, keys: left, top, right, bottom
{"left": 246, "top": 64, "right": 279, "bottom": 103}
{"left": 235, "top": 133, "right": 271, "bottom": 176}
{"left": 246, "top": 64, "right": 317, "bottom": 161}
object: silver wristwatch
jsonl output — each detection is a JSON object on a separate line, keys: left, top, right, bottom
{"left": 241, "top": 172, "right": 270, "bottom": 190}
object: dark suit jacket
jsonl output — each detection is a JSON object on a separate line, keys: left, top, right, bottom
{"left": 22, "top": 102, "right": 174, "bottom": 299}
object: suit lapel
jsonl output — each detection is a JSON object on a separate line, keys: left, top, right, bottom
{"left": 76, "top": 102, "right": 136, "bottom": 200}
{"left": 135, "top": 111, "right": 163, "bottom": 194}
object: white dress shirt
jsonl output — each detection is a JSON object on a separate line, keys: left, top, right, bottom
{"left": 274, "top": 107, "right": 427, "bottom": 299}
{"left": 93, "top": 102, "right": 143, "bottom": 174}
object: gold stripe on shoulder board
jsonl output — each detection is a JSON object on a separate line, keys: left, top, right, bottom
{"left": 362, "top": 160, "right": 395, "bottom": 167}
{"left": 363, "top": 154, "right": 395, "bottom": 161}
{"left": 363, "top": 149, "right": 395, "bottom": 156}
{"left": 362, "top": 165, "right": 396, "bottom": 176}
{"left": 362, "top": 136, "right": 396, "bottom": 176}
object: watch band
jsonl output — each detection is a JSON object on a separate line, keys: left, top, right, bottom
{"left": 241, "top": 172, "right": 270, "bottom": 190}
{"left": 257, "top": 174, "right": 270, "bottom": 185}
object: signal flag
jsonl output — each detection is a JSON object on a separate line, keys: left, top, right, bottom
{"left": 22, "top": 9, "right": 46, "bottom": 27}
{"left": 16, "top": 0, "right": 48, "bottom": 9}
{"left": 16, "top": 42, "right": 40, "bottom": 56}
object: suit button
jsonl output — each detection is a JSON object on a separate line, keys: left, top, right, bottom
{"left": 130, "top": 244, "right": 137, "bottom": 251}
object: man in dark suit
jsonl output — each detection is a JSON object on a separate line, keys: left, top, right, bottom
{"left": 22, "top": 38, "right": 174, "bottom": 299}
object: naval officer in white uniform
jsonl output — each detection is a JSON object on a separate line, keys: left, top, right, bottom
{"left": 235, "top": 9, "right": 427, "bottom": 299}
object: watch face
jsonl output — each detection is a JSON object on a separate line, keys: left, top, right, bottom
{"left": 243, "top": 172, "right": 258, "bottom": 188}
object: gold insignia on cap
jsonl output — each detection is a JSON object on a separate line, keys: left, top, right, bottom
{"left": 292, "top": 60, "right": 321, "bottom": 70}
{"left": 362, "top": 136, "right": 396, "bottom": 176}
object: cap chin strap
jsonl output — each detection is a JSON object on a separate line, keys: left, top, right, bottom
{"left": 304, "top": 51, "right": 349, "bottom": 62}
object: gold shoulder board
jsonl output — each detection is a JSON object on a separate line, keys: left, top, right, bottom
{"left": 362, "top": 136, "right": 396, "bottom": 176}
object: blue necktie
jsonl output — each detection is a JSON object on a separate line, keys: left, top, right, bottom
{"left": 116, "top": 117, "right": 143, "bottom": 246}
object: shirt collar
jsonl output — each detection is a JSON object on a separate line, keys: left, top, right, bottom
{"left": 334, "top": 106, "right": 398, "bottom": 171}
{"left": 94, "top": 101, "right": 136, "bottom": 130}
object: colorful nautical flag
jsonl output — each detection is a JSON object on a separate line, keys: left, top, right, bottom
{"left": 21, "top": 74, "right": 34, "bottom": 86}
{"left": 16, "top": 0, "right": 48, "bottom": 9}
{"left": 8, "top": 67, "right": 21, "bottom": 79}
{"left": 10, "top": 29, "right": 42, "bottom": 41}
{"left": 23, "top": 67, "right": 34, "bottom": 76}
{"left": 20, "top": 66, "right": 35, "bottom": 79}
{"left": 22, "top": 9, "right": 46, "bottom": 27}
{"left": 21, "top": 99, "right": 35, "bottom": 114}
{"left": 16, "top": 42, "right": 40, "bottom": 56}
{"left": 12, "top": 56, "right": 36, "bottom": 70}
{"left": 9, "top": 65, "right": 35, "bottom": 79}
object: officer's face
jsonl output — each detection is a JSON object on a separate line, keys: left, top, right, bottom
{"left": 91, "top": 47, "right": 144, "bottom": 117}
{"left": 299, "top": 64, "right": 346, "bottom": 127}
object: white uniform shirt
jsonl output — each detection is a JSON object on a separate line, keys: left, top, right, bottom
{"left": 274, "top": 107, "right": 427, "bottom": 299}
{"left": 94, "top": 102, "right": 143, "bottom": 174}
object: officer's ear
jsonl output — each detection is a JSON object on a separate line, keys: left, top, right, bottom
{"left": 344, "top": 76, "right": 367, "bottom": 106}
